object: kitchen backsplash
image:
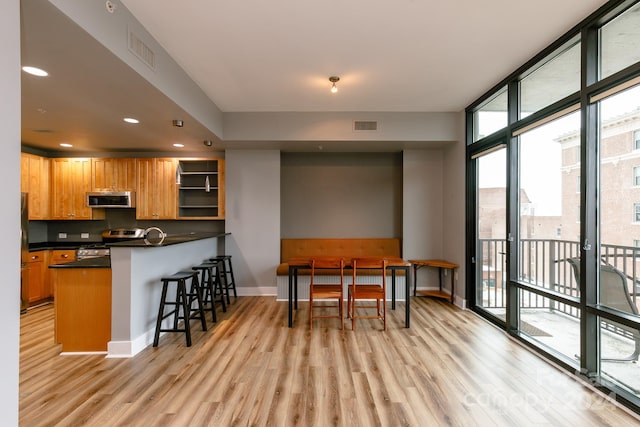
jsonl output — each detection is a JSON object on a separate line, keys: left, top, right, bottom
{"left": 29, "top": 209, "right": 224, "bottom": 243}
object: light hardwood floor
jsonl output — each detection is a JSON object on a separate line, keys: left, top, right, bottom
{"left": 19, "top": 297, "right": 640, "bottom": 426}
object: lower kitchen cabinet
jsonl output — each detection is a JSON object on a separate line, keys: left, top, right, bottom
{"left": 49, "top": 249, "right": 76, "bottom": 265}
{"left": 25, "top": 251, "right": 46, "bottom": 304}
{"left": 48, "top": 249, "right": 76, "bottom": 300}
{"left": 53, "top": 267, "right": 111, "bottom": 352}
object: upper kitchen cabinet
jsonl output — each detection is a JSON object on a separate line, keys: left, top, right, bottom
{"left": 177, "top": 159, "right": 225, "bottom": 220}
{"left": 50, "top": 158, "right": 105, "bottom": 220}
{"left": 136, "top": 158, "right": 177, "bottom": 220}
{"left": 91, "top": 158, "right": 136, "bottom": 192}
{"left": 20, "top": 153, "right": 50, "bottom": 220}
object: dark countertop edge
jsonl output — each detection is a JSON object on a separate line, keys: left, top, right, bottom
{"left": 48, "top": 256, "right": 111, "bottom": 269}
{"left": 30, "top": 232, "right": 229, "bottom": 251}
{"left": 107, "top": 232, "right": 230, "bottom": 248}
{"left": 29, "top": 242, "right": 98, "bottom": 251}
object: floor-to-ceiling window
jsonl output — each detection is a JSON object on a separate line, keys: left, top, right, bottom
{"left": 517, "top": 110, "right": 582, "bottom": 361}
{"left": 466, "top": 0, "right": 640, "bottom": 414}
{"left": 474, "top": 145, "right": 507, "bottom": 318}
{"left": 596, "top": 83, "right": 640, "bottom": 394}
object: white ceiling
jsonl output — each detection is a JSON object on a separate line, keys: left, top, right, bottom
{"left": 20, "top": 0, "right": 609, "bottom": 153}
{"left": 120, "top": 0, "right": 607, "bottom": 112}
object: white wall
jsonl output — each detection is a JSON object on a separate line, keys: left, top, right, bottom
{"left": 1, "top": 0, "right": 20, "bottom": 423}
{"left": 225, "top": 150, "right": 281, "bottom": 293}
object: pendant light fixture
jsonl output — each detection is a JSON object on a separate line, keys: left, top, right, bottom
{"left": 329, "top": 76, "right": 340, "bottom": 93}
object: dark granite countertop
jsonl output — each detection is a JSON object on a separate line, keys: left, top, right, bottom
{"left": 30, "top": 232, "right": 229, "bottom": 251}
{"left": 48, "top": 256, "right": 111, "bottom": 269}
{"left": 107, "top": 232, "right": 229, "bottom": 248}
{"left": 29, "top": 242, "right": 95, "bottom": 251}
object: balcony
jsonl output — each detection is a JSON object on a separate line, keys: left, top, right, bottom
{"left": 477, "top": 238, "right": 640, "bottom": 395}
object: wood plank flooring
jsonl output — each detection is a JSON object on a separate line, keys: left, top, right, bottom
{"left": 19, "top": 297, "right": 640, "bottom": 426}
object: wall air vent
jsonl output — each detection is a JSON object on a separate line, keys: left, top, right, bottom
{"left": 353, "top": 120, "right": 378, "bottom": 131}
{"left": 128, "top": 28, "right": 156, "bottom": 71}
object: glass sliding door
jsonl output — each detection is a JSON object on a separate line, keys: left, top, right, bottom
{"left": 597, "top": 83, "right": 640, "bottom": 396}
{"left": 517, "top": 110, "right": 581, "bottom": 355}
{"left": 475, "top": 145, "right": 508, "bottom": 318}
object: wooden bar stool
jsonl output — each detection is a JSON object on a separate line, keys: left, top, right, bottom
{"left": 153, "top": 270, "right": 207, "bottom": 347}
{"left": 192, "top": 261, "right": 227, "bottom": 322}
{"left": 210, "top": 255, "right": 237, "bottom": 304}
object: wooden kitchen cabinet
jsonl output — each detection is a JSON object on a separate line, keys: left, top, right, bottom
{"left": 53, "top": 266, "right": 111, "bottom": 352}
{"left": 50, "top": 158, "right": 105, "bottom": 220}
{"left": 136, "top": 158, "right": 177, "bottom": 219}
{"left": 49, "top": 249, "right": 76, "bottom": 265}
{"left": 25, "top": 250, "right": 47, "bottom": 304}
{"left": 91, "top": 158, "right": 136, "bottom": 191}
{"left": 47, "top": 249, "right": 76, "bottom": 299}
{"left": 20, "top": 153, "right": 50, "bottom": 219}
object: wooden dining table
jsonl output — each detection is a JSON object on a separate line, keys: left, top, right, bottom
{"left": 286, "top": 256, "right": 411, "bottom": 328}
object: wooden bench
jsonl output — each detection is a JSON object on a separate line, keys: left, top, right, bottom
{"left": 276, "top": 238, "right": 403, "bottom": 276}
{"left": 276, "top": 238, "right": 409, "bottom": 302}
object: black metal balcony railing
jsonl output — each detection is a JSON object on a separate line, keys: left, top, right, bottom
{"left": 477, "top": 238, "right": 640, "bottom": 316}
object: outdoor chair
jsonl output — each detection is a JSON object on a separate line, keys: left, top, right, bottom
{"left": 567, "top": 258, "right": 640, "bottom": 362}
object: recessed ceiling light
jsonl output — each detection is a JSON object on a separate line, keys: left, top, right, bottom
{"left": 173, "top": 143, "right": 184, "bottom": 148}
{"left": 123, "top": 117, "right": 139, "bottom": 124}
{"left": 59, "top": 143, "right": 73, "bottom": 148}
{"left": 22, "top": 66, "right": 48, "bottom": 77}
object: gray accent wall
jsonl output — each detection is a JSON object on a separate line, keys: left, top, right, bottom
{"left": 281, "top": 152, "right": 403, "bottom": 238}
{"left": 225, "top": 150, "right": 281, "bottom": 291}
{"left": 402, "top": 149, "right": 445, "bottom": 258}
{"left": 224, "top": 146, "right": 464, "bottom": 296}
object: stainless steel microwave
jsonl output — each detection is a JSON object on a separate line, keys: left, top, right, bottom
{"left": 86, "top": 191, "right": 135, "bottom": 208}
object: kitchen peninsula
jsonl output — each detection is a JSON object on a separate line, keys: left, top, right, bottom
{"left": 108, "top": 232, "right": 228, "bottom": 358}
{"left": 50, "top": 232, "right": 228, "bottom": 357}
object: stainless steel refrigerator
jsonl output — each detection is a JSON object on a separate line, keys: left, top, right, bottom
{"left": 21, "top": 193, "right": 28, "bottom": 313}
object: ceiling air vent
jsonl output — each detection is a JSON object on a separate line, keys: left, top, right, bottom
{"left": 128, "top": 28, "right": 156, "bottom": 71}
{"left": 353, "top": 120, "right": 378, "bottom": 131}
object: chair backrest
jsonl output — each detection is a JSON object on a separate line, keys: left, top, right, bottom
{"left": 601, "top": 265, "right": 639, "bottom": 315}
{"left": 310, "top": 257, "right": 345, "bottom": 285}
{"left": 566, "top": 258, "right": 638, "bottom": 315}
{"left": 351, "top": 257, "right": 387, "bottom": 288}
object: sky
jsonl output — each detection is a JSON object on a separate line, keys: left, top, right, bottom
{"left": 477, "top": 84, "right": 640, "bottom": 217}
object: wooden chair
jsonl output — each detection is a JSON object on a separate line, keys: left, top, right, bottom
{"left": 347, "top": 257, "right": 388, "bottom": 330}
{"left": 309, "top": 257, "right": 345, "bottom": 330}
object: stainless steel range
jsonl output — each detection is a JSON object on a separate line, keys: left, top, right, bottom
{"left": 76, "top": 228, "right": 145, "bottom": 260}
{"left": 76, "top": 244, "right": 110, "bottom": 260}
